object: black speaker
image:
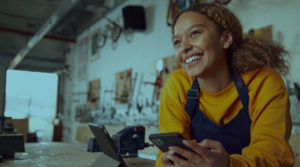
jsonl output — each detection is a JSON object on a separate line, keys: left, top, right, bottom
{"left": 122, "top": 5, "right": 146, "bottom": 31}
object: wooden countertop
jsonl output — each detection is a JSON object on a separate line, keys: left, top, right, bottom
{"left": 0, "top": 142, "right": 155, "bottom": 167}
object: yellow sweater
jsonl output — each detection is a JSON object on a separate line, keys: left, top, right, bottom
{"left": 156, "top": 67, "right": 294, "bottom": 167}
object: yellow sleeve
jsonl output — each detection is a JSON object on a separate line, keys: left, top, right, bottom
{"left": 230, "top": 70, "right": 295, "bottom": 166}
{"left": 155, "top": 70, "right": 192, "bottom": 167}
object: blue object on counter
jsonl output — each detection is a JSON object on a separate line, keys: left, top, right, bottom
{"left": 87, "top": 138, "right": 101, "bottom": 152}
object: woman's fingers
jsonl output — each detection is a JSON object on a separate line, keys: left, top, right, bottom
{"left": 198, "top": 139, "right": 226, "bottom": 153}
{"left": 168, "top": 145, "right": 204, "bottom": 165}
{"left": 182, "top": 140, "right": 215, "bottom": 159}
{"left": 162, "top": 139, "right": 229, "bottom": 167}
{"left": 166, "top": 149, "right": 199, "bottom": 167}
{"left": 161, "top": 152, "right": 174, "bottom": 166}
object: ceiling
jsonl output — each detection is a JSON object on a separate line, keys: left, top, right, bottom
{"left": 0, "top": 0, "right": 125, "bottom": 73}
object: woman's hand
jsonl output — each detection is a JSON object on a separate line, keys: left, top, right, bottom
{"left": 161, "top": 139, "right": 230, "bottom": 167}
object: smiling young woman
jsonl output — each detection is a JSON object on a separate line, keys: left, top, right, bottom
{"left": 156, "top": 3, "right": 294, "bottom": 167}
{"left": 173, "top": 11, "right": 232, "bottom": 93}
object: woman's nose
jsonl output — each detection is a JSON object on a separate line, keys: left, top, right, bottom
{"left": 182, "top": 40, "right": 192, "bottom": 53}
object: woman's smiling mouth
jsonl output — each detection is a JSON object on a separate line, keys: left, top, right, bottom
{"left": 185, "top": 53, "right": 203, "bottom": 64}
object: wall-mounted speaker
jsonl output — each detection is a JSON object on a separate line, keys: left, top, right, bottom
{"left": 122, "top": 5, "right": 146, "bottom": 31}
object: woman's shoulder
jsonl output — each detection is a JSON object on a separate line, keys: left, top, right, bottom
{"left": 162, "top": 68, "right": 193, "bottom": 95}
{"left": 165, "top": 68, "right": 193, "bottom": 85}
{"left": 169, "top": 68, "right": 188, "bottom": 76}
{"left": 242, "top": 67, "right": 287, "bottom": 91}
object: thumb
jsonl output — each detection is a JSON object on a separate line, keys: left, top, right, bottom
{"left": 199, "top": 139, "right": 225, "bottom": 152}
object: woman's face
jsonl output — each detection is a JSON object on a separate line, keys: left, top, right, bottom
{"left": 173, "top": 11, "right": 228, "bottom": 78}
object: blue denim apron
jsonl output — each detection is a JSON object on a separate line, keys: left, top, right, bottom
{"left": 184, "top": 72, "right": 251, "bottom": 154}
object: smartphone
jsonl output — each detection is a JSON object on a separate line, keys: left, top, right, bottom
{"left": 149, "top": 133, "right": 195, "bottom": 160}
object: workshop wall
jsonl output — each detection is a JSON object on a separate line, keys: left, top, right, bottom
{"left": 62, "top": 0, "right": 300, "bottom": 157}
{"left": 62, "top": 0, "right": 174, "bottom": 155}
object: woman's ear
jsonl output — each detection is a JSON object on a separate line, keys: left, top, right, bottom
{"left": 221, "top": 30, "right": 233, "bottom": 49}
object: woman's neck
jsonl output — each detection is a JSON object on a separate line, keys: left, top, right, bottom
{"left": 197, "top": 67, "right": 232, "bottom": 93}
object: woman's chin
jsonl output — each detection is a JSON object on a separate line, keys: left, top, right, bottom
{"left": 186, "top": 70, "right": 201, "bottom": 78}
{"left": 183, "top": 65, "right": 203, "bottom": 78}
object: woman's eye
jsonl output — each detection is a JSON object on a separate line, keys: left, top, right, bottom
{"left": 191, "top": 31, "right": 200, "bottom": 37}
{"left": 173, "top": 40, "right": 181, "bottom": 46}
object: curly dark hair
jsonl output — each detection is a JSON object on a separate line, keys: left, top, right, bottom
{"left": 171, "top": 3, "right": 289, "bottom": 75}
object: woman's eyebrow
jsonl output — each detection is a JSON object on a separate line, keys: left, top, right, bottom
{"left": 173, "top": 24, "right": 206, "bottom": 39}
{"left": 188, "top": 24, "right": 206, "bottom": 30}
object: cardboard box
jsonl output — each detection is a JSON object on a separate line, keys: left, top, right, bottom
{"left": 290, "top": 133, "right": 300, "bottom": 167}
{"left": 5, "top": 118, "right": 28, "bottom": 142}
{"left": 76, "top": 126, "right": 94, "bottom": 143}
{"left": 76, "top": 124, "right": 125, "bottom": 143}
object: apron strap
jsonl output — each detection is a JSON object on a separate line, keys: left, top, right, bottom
{"left": 185, "top": 79, "right": 199, "bottom": 118}
{"left": 231, "top": 72, "right": 249, "bottom": 107}
{"left": 185, "top": 72, "right": 249, "bottom": 118}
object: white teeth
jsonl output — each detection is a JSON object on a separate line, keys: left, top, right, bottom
{"left": 185, "top": 55, "right": 202, "bottom": 63}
